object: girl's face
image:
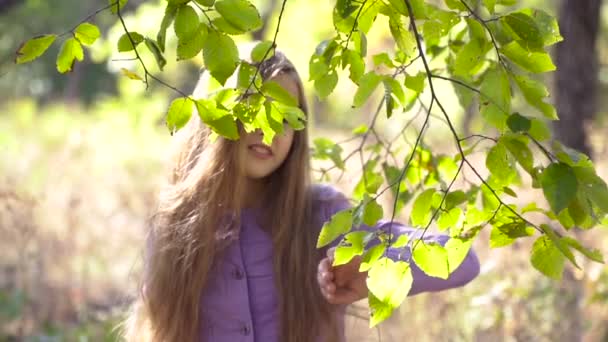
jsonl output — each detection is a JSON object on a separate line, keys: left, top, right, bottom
{"left": 241, "top": 73, "right": 299, "bottom": 180}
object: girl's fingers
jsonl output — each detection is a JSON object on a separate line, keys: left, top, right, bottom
{"left": 318, "top": 257, "right": 332, "bottom": 273}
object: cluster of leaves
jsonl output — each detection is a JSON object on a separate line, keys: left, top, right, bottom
{"left": 311, "top": 0, "right": 607, "bottom": 326}
{"left": 14, "top": 0, "right": 607, "bottom": 328}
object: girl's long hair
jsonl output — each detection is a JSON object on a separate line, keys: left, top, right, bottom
{"left": 123, "top": 50, "right": 338, "bottom": 342}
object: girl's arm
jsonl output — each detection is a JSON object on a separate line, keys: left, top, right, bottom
{"left": 315, "top": 184, "right": 480, "bottom": 297}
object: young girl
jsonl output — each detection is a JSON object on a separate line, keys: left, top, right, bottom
{"left": 124, "top": 49, "right": 480, "bottom": 342}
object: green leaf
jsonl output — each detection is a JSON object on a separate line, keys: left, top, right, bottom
{"left": 437, "top": 207, "right": 462, "bottom": 231}
{"left": 411, "top": 188, "right": 436, "bottom": 227}
{"left": 479, "top": 67, "right": 510, "bottom": 131}
{"left": 333, "top": 231, "right": 368, "bottom": 266}
{"left": 574, "top": 167, "right": 608, "bottom": 215}
{"left": 363, "top": 199, "right": 384, "bottom": 226}
{"left": 482, "top": 0, "right": 496, "bottom": 13}
{"left": 507, "top": 113, "right": 531, "bottom": 133}
{"left": 391, "top": 234, "right": 410, "bottom": 248}
{"left": 497, "top": 221, "right": 534, "bottom": 238}
{"left": 486, "top": 140, "right": 516, "bottom": 186}
{"left": 203, "top": 31, "right": 239, "bottom": 85}
{"left": 490, "top": 225, "right": 515, "bottom": 248}
{"left": 383, "top": 77, "right": 405, "bottom": 107}
{"left": 215, "top": 0, "right": 262, "bottom": 32}
{"left": 15, "top": 35, "right": 56, "bottom": 64}
{"left": 444, "top": 0, "right": 467, "bottom": 11}
{"left": 174, "top": 5, "right": 199, "bottom": 39}
{"left": 519, "top": 8, "right": 563, "bottom": 46}
{"left": 352, "top": 124, "right": 368, "bottom": 135}
{"left": 404, "top": 72, "right": 426, "bottom": 93}
{"left": 343, "top": 50, "right": 365, "bottom": 83}
{"left": 389, "top": 17, "right": 417, "bottom": 60}
{"left": 109, "top": 0, "right": 128, "bottom": 14}
{"left": 251, "top": 40, "right": 275, "bottom": 62}
{"left": 312, "top": 137, "right": 344, "bottom": 170}
{"left": 501, "top": 12, "right": 544, "bottom": 50}
{"left": 453, "top": 39, "right": 487, "bottom": 77}
{"left": 353, "top": 72, "right": 382, "bottom": 108}
{"left": 437, "top": 156, "right": 459, "bottom": 182}
{"left": 501, "top": 40, "right": 556, "bottom": 73}
{"left": 561, "top": 237, "right": 604, "bottom": 264}
{"left": 483, "top": 82, "right": 510, "bottom": 127}
{"left": 212, "top": 17, "right": 247, "bottom": 35}
{"left": 56, "top": 38, "right": 84, "bottom": 73}
{"left": 196, "top": 98, "right": 229, "bottom": 122}
{"left": 367, "top": 258, "right": 413, "bottom": 326}
{"left": 445, "top": 237, "right": 473, "bottom": 272}
{"left": 317, "top": 209, "right": 354, "bottom": 248}
{"left": 502, "top": 136, "right": 534, "bottom": 173}
{"left": 372, "top": 53, "right": 395, "bottom": 68}
{"left": 158, "top": 5, "right": 177, "bottom": 52}
{"left": 117, "top": 32, "right": 144, "bottom": 52}
{"left": 514, "top": 75, "right": 557, "bottom": 120}
{"left": 412, "top": 242, "right": 449, "bottom": 279}
{"left": 531, "top": 235, "right": 565, "bottom": 280}
{"left": 368, "top": 292, "right": 393, "bottom": 328}
{"left": 353, "top": 161, "right": 384, "bottom": 199}
{"left": 272, "top": 103, "right": 306, "bottom": 130}
{"left": 360, "top": 244, "right": 386, "bottom": 272}
{"left": 208, "top": 115, "right": 239, "bottom": 140}
{"left": 529, "top": 118, "right": 551, "bottom": 141}
{"left": 144, "top": 38, "right": 167, "bottom": 71}
{"left": 445, "top": 190, "right": 467, "bottom": 209}
{"left": 195, "top": 0, "right": 215, "bottom": 6}
{"left": 421, "top": 6, "right": 460, "bottom": 47}
{"left": 541, "top": 163, "right": 578, "bottom": 214}
{"left": 166, "top": 97, "right": 193, "bottom": 133}
{"left": 309, "top": 55, "right": 329, "bottom": 82}
{"left": 314, "top": 70, "right": 339, "bottom": 99}
{"left": 261, "top": 80, "right": 297, "bottom": 106}
{"left": 387, "top": 0, "right": 407, "bottom": 15}
{"left": 177, "top": 25, "right": 207, "bottom": 60}
{"left": 334, "top": 0, "right": 381, "bottom": 34}
{"left": 74, "top": 23, "right": 100, "bottom": 46}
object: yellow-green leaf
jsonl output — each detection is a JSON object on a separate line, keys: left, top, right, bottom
{"left": 202, "top": 31, "right": 239, "bottom": 85}
{"left": 412, "top": 242, "right": 449, "bottom": 279}
{"left": 120, "top": 68, "right": 143, "bottom": 81}
{"left": 166, "top": 97, "right": 193, "bottom": 133}
{"left": 215, "top": 0, "right": 262, "bottom": 32}
{"left": 367, "top": 258, "right": 412, "bottom": 327}
{"left": 15, "top": 34, "right": 56, "bottom": 64}
{"left": 316, "top": 209, "right": 353, "bottom": 248}
{"left": 174, "top": 4, "right": 200, "bottom": 39}
{"left": 117, "top": 32, "right": 144, "bottom": 52}
{"left": 56, "top": 38, "right": 84, "bottom": 73}
{"left": 74, "top": 23, "right": 100, "bottom": 46}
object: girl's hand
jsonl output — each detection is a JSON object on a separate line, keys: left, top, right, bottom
{"left": 317, "top": 248, "right": 368, "bottom": 305}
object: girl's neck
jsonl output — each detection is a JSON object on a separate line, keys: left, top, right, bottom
{"left": 242, "top": 177, "right": 269, "bottom": 209}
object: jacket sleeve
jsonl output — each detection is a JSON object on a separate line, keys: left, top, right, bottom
{"left": 315, "top": 184, "right": 480, "bottom": 296}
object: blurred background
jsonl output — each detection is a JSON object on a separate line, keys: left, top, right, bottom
{"left": 0, "top": 0, "right": 607, "bottom": 341}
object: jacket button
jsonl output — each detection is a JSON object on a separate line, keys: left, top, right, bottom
{"left": 233, "top": 267, "right": 244, "bottom": 280}
{"left": 240, "top": 323, "right": 251, "bottom": 335}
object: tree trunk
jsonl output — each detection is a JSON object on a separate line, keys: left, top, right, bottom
{"left": 554, "top": 0, "right": 602, "bottom": 157}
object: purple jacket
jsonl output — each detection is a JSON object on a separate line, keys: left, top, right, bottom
{"left": 197, "top": 185, "right": 480, "bottom": 341}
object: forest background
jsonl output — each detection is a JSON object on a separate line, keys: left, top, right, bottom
{"left": 1, "top": 0, "right": 607, "bottom": 340}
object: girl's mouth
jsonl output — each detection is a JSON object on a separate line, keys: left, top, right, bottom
{"left": 248, "top": 144, "right": 273, "bottom": 159}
